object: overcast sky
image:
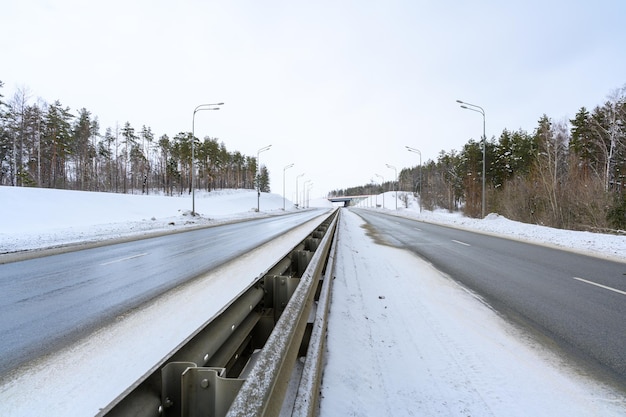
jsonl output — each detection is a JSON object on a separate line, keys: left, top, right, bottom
{"left": 3, "top": 1, "right": 626, "bottom": 199}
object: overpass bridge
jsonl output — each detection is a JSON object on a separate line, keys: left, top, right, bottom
{"left": 327, "top": 195, "right": 369, "bottom": 207}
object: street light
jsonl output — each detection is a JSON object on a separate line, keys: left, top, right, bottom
{"left": 457, "top": 99, "right": 486, "bottom": 218}
{"left": 386, "top": 163, "right": 398, "bottom": 210}
{"left": 405, "top": 146, "right": 422, "bottom": 213}
{"left": 306, "top": 183, "right": 313, "bottom": 208}
{"left": 256, "top": 144, "right": 272, "bottom": 212}
{"left": 192, "top": 102, "right": 224, "bottom": 215}
{"left": 303, "top": 179, "right": 311, "bottom": 209}
{"left": 375, "top": 173, "right": 384, "bottom": 209}
{"left": 295, "top": 173, "right": 305, "bottom": 209}
{"left": 283, "top": 163, "right": 294, "bottom": 210}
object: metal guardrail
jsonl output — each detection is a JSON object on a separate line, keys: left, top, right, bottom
{"left": 291, "top": 214, "right": 337, "bottom": 417}
{"left": 100, "top": 210, "right": 338, "bottom": 417}
{"left": 226, "top": 211, "right": 338, "bottom": 417}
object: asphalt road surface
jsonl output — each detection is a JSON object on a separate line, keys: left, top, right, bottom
{"left": 351, "top": 208, "right": 626, "bottom": 385}
{"left": 0, "top": 210, "right": 326, "bottom": 376}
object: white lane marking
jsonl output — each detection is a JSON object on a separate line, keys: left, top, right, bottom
{"left": 452, "top": 240, "right": 471, "bottom": 247}
{"left": 573, "top": 277, "right": 626, "bottom": 296}
{"left": 100, "top": 253, "right": 148, "bottom": 266}
{"left": 414, "top": 227, "right": 422, "bottom": 232}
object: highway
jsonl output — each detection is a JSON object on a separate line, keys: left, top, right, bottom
{"left": 0, "top": 209, "right": 326, "bottom": 377}
{"left": 351, "top": 208, "right": 626, "bottom": 384}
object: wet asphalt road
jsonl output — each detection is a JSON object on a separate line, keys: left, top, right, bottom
{"left": 0, "top": 210, "right": 325, "bottom": 376}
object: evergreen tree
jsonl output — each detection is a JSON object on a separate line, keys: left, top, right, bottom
{"left": 569, "top": 107, "right": 595, "bottom": 178}
{"left": 98, "top": 127, "right": 113, "bottom": 191}
{"left": 139, "top": 125, "right": 154, "bottom": 194}
{"left": 71, "top": 108, "right": 94, "bottom": 190}
{"left": 157, "top": 134, "right": 171, "bottom": 194}
{"left": 120, "top": 122, "right": 138, "bottom": 192}
{"left": 258, "top": 165, "right": 270, "bottom": 192}
{"left": 42, "top": 100, "right": 73, "bottom": 188}
{"left": 22, "top": 104, "right": 45, "bottom": 187}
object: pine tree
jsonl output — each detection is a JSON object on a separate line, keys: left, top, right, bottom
{"left": 569, "top": 107, "right": 596, "bottom": 179}
{"left": 71, "top": 108, "right": 94, "bottom": 190}
{"left": 42, "top": 100, "right": 74, "bottom": 188}
{"left": 258, "top": 165, "right": 270, "bottom": 192}
{"left": 139, "top": 125, "right": 153, "bottom": 194}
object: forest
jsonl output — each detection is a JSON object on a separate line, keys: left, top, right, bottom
{"left": 0, "top": 82, "right": 270, "bottom": 196}
{"left": 2, "top": 81, "right": 625, "bottom": 232}
{"left": 330, "top": 86, "right": 626, "bottom": 231}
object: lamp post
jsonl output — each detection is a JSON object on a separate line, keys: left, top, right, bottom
{"left": 303, "top": 180, "right": 311, "bottom": 208}
{"left": 283, "top": 163, "right": 294, "bottom": 210}
{"left": 375, "top": 173, "right": 384, "bottom": 209}
{"left": 405, "top": 146, "right": 422, "bottom": 213}
{"left": 386, "top": 163, "right": 398, "bottom": 210}
{"left": 457, "top": 99, "right": 486, "bottom": 218}
{"left": 306, "top": 183, "right": 313, "bottom": 208}
{"left": 256, "top": 144, "right": 272, "bottom": 212}
{"left": 192, "top": 102, "right": 224, "bottom": 215}
{"left": 295, "top": 173, "right": 305, "bottom": 208}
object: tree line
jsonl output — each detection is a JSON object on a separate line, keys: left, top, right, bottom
{"left": 330, "top": 85, "right": 626, "bottom": 231}
{"left": 0, "top": 83, "right": 270, "bottom": 196}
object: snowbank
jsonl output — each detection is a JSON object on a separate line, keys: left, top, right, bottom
{"left": 0, "top": 187, "right": 331, "bottom": 254}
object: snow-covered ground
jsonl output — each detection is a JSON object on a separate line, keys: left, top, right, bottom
{"left": 0, "top": 187, "right": 312, "bottom": 255}
{"left": 1, "top": 187, "right": 625, "bottom": 416}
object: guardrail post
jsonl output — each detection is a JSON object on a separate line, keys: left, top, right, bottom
{"left": 295, "top": 250, "right": 314, "bottom": 276}
{"left": 162, "top": 363, "right": 245, "bottom": 417}
{"left": 162, "top": 362, "right": 197, "bottom": 417}
{"left": 270, "top": 275, "right": 300, "bottom": 323}
{"left": 181, "top": 367, "right": 244, "bottom": 417}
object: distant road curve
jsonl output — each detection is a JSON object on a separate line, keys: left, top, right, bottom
{"left": 351, "top": 208, "right": 626, "bottom": 385}
{"left": 0, "top": 209, "right": 326, "bottom": 377}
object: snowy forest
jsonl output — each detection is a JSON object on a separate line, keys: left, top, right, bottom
{"left": 2, "top": 80, "right": 625, "bottom": 232}
{"left": 330, "top": 86, "right": 626, "bottom": 231}
{"left": 0, "top": 81, "right": 270, "bottom": 196}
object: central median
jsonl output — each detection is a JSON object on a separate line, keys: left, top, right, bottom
{"left": 101, "top": 210, "right": 338, "bottom": 417}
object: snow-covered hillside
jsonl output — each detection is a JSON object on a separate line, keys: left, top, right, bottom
{"left": 0, "top": 187, "right": 330, "bottom": 254}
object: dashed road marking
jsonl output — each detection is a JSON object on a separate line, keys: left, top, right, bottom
{"left": 452, "top": 240, "right": 471, "bottom": 247}
{"left": 100, "top": 253, "right": 148, "bottom": 266}
{"left": 573, "top": 277, "right": 626, "bottom": 296}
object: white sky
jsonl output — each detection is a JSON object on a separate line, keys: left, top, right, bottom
{"left": 2, "top": 0, "right": 626, "bottom": 197}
